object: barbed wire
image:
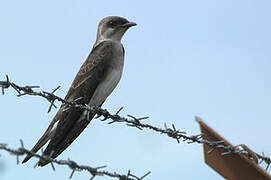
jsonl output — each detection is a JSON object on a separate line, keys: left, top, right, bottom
{"left": 0, "top": 140, "right": 150, "bottom": 180}
{"left": 0, "top": 75, "right": 270, "bottom": 174}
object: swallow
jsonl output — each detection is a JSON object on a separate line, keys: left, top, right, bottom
{"left": 22, "top": 16, "right": 136, "bottom": 166}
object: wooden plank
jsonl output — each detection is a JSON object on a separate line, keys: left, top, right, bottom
{"left": 196, "top": 117, "right": 271, "bottom": 180}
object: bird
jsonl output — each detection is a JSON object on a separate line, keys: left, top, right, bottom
{"left": 22, "top": 16, "right": 136, "bottom": 166}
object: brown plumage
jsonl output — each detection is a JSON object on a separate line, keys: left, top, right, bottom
{"left": 22, "top": 16, "right": 136, "bottom": 166}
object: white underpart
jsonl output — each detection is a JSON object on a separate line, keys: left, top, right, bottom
{"left": 49, "top": 121, "right": 58, "bottom": 138}
{"left": 90, "top": 39, "right": 124, "bottom": 107}
{"left": 82, "top": 40, "right": 124, "bottom": 121}
{"left": 104, "top": 28, "right": 125, "bottom": 41}
{"left": 89, "top": 68, "right": 122, "bottom": 106}
{"left": 95, "top": 28, "right": 126, "bottom": 46}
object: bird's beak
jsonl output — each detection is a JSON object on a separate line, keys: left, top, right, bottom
{"left": 121, "top": 21, "right": 137, "bottom": 28}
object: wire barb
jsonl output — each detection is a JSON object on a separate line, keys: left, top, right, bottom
{"left": 1, "top": 75, "right": 270, "bottom": 173}
{"left": 0, "top": 140, "right": 150, "bottom": 180}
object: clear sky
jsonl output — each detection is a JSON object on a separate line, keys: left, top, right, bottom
{"left": 0, "top": 0, "right": 271, "bottom": 179}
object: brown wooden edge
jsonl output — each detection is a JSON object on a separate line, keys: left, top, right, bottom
{"left": 195, "top": 116, "right": 271, "bottom": 180}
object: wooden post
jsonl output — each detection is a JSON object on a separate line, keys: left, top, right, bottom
{"left": 196, "top": 117, "right": 271, "bottom": 180}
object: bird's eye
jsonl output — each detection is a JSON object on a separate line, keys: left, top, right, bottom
{"left": 109, "top": 21, "right": 115, "bottom": 26}
{"left": 109, "top": 20, "right": 118, "bottom": 27}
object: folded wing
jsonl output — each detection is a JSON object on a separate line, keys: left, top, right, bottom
{"left": 22, "top": 41, "right": 114, "bottom": 165}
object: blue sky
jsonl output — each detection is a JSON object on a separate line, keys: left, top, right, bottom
{"left": 1, "top": 0, "right": 271, "bottom": 179}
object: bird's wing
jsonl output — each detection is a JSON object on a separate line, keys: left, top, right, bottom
{"left": 22, "top": 41, "right": 114, "bottom": 164}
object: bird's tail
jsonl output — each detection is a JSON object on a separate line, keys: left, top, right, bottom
{"left": 22, "top": 122, "right": 57, "bottom": 164}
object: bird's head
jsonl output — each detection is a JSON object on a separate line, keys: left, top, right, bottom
{"left": 96, "top": 16, "right": 136, "bottom": 44}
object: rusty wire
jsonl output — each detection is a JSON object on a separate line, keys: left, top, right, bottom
{"left": 0, "top": 140, "right": 150, "bottom": 180}
{"left": 0, "top": 75, "right": 270, "bottom": 174}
